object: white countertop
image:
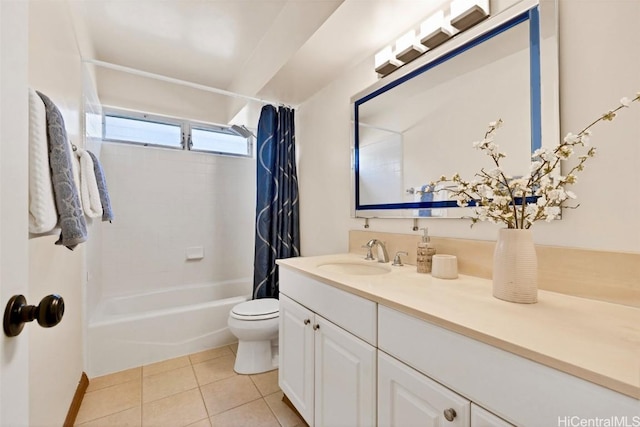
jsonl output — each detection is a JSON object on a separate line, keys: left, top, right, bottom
{"left": 277, "top": 253, "right": 640, "bottom": 399}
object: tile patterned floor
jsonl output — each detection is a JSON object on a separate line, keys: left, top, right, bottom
{"left": 75, "top": 344, "right": 305, "bottom": 427}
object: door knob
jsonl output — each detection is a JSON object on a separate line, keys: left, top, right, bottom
{"left": 3, "top": 294, "right": 65, "bottom": 337}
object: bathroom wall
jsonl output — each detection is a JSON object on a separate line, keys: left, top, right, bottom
{"left": 94, "top": 142, "right": 255, "bottom": 303}
{"left": 27, "top": 1, "right": 91, "bottom": 425}
{"left": 83, "top": 65, "right": 105, "bottom": 333}
{"left": 296, "top": 0, "right": 640, "bottom": 256}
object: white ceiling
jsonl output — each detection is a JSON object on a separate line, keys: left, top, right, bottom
{"left": 69, "top": 0, "right": 448, "bottom": 116}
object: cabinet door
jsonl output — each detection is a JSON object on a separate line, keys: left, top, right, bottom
{"left": 279, "top": 294, "right": 315, "bottom": 426}
{"left": 378, "top": 351, "right": 470, "bottom": 427}
{"left": 471, "top": 404, "right": 514, "bottom": 427}
{"left": 314, "top": 315, "right": 377, "bottom": 427}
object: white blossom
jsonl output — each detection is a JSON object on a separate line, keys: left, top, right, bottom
{"left": 544, "top": 152, "right": 557, "bottom": 162}
{"left": 533, "top": 148, "right": 557, "bottom": 163}
{"left": 475, "top": 207, "right": 488, "bottom": 222}
{"left": 544, "top": 206, "right": 561, "bottom": 222}
{"left": 455, "top": 195, "right": 469, "bottom": 207}
{"left": 547, "top": 189, "right": 567, "bottom": 202}
{"left": 563, "top": 132, "right": 580, "bottom": 143}
{"left": 487, "top": 168, "right": 501, "bottom": 178}
{"left": 530, "top": 160, "right": 543, "bottom": 172}
{"left": 429, "top": 94, "right": 638, "bottom": 229}
{"left": 492, "top": 196, "right": 510, "bottom": 206}
{"left": 581, "top": 130, "right": 591, "bottom": 146}
{"left": 557, "top": 145, "right": 573, "bottom": 159}
{"left": 525, "top": 203, "right": 539, "bottom": 218}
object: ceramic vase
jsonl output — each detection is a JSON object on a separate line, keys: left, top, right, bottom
{"left": 492, "top": 228, "right": 538, "bottom": 304}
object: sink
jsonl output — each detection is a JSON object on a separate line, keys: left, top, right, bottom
{"left": 317, "top": 262, "right": 391, "bottom": 276}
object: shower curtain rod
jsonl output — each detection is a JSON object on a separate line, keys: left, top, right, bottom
{"left": 82, "top": 59, "right": 297, "bottom": 109}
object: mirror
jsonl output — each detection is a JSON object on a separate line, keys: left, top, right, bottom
{"left": 352, "top": 0, "right": 558, "bottom": 218}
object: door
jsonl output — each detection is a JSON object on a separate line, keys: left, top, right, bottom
{"left": 314, "top": 314, "right": 376, "bottom": 427}
{"left": 0, "top": 1, "right": 30, "bottom": 425}
{"left": 279, "top": 294, "right": 315, "bottom": 425}
{"left": 378, "top": 351, "right": 470, "bottom": 427}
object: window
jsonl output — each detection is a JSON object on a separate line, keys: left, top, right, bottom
{"left": 190, "top": 126, "right": 251, "bottom": 156}
{"left": 104, "top": 113, "right": 183, "bottom": 149}
{"left": 103, "top": 108, "right": 253, "bottom": 157}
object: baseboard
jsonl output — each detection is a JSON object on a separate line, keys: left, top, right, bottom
{"left": 63, "top": 372, "right": 89, "bottom": 427}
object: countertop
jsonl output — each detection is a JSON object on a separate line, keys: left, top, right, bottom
{"left": 277, "top": 253, "right": 640, "bottom": 400}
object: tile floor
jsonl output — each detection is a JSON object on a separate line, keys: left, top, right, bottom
{"left": 75, "top": 344, "right": 305, "bottom": 427}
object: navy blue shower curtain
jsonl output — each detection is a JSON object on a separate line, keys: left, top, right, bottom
{"left": 253, "top": 105, "right": 300, "bottom": 299}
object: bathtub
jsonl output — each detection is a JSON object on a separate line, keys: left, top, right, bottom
{"left": 86, "top": 279, "right": 252, "bottom": 377}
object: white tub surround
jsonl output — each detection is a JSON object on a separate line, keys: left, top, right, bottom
{"left": 87, "top": 280, "right": 251, "bottom": 377}
{"left": 277, "top": 253, "right": 639, "bottom": 426}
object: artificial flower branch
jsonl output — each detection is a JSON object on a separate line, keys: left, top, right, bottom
{"left": 428, "top": 92, "right": 640, "bottom": 229}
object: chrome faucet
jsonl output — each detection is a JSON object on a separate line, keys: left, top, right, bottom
{"left": 366, "top": 239, "right": 389, "bottom": 263}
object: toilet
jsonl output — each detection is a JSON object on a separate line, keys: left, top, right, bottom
{"left": 227, "top": 298, "right": 279, "bottom": 374}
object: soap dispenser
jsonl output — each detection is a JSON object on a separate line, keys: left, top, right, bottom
{"left": 417, "top": 228, "right": 436, "bottom": 274}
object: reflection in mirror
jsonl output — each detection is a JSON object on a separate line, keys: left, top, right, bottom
{"left": 352, "top": 0, "right": 558, "bottom": 219}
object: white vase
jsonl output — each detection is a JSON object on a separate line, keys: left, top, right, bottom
{"left": 492, "top": 228, "right": 538, "bottom": 304}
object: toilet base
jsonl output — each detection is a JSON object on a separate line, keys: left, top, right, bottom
{"left": 234, "top": 339, "right": 279, "bottom": 374}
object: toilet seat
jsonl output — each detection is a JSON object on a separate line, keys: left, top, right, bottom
{"left": 230, "top": 298, "right": 279, "bottom": 321}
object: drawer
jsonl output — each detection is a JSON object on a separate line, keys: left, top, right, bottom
{"left": 280, "top": 267, "right": 377, "bottom": 346}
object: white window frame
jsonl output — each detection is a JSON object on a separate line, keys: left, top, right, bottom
{"left": 188, "top": 121, "right": 253, "bottom": 157}
{"left": 102, "top": 107, "right": 253, "bottom": 158}
{"left": 102, "top": 108, "right": 185, "bottom": 150}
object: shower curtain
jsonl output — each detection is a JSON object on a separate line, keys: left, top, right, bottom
{"left": 253, "top": 105, "right": 300, "bottom": 299}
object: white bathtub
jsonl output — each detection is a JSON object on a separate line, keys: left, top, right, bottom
{"left": 86, "top": 279, "right": 252, "bottom": 377}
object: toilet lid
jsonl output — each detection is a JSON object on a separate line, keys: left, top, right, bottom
{"left": 230, "top": 298, "right": 279, "bottom": 320}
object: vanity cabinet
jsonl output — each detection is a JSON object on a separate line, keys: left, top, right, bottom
{"left": 279, "top": 269, "right": 377, "bottom": 427}
{"left": 471, "top": 404, "right": 514, "bottom": 427}
{"left": 278, "top": 255, "right": 639, "bottom": 427}
{"left": 378, "top": 305, "right": 639, "bottom": 425}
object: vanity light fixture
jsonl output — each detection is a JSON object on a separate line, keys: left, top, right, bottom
{"left": 450, "top": 0, "right": 490, "bottom": 31}
{"left": 395, "top": 29, "right": 427, "bottom": 63}
{"left": 374, "top": 0, "right": 490, "bottom": 78}
{"left": 419, "top": 10, "right": 453, "bottom": 49}
{"left": 375, "top": 46, "right": 403, "bottom": 77}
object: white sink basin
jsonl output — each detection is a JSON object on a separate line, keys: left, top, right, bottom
{"left": 317, "top": 262, "right": 391, "bottom": 276}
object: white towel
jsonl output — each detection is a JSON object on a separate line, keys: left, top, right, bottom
{"left": 431, "top": 185, "right": 449, "bottom": 218}
{"left": 28, "top": 88, "right": 58, "bottom": 234}
{"left": 76, "top": 148, "right": 103, "bottom": 219}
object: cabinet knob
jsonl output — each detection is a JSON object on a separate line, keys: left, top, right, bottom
{"left": 303, "top": 319, "right": 311, "bottom": 325}
{"left": 312, "top": 324, "right": 320, "bottom": 330}
{"left": 443, "top": 408, "right": 457, "bottom": 422}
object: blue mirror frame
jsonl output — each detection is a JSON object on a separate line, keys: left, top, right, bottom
{"left": 353, "top": 5, "right": 542, "bottom": 213}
